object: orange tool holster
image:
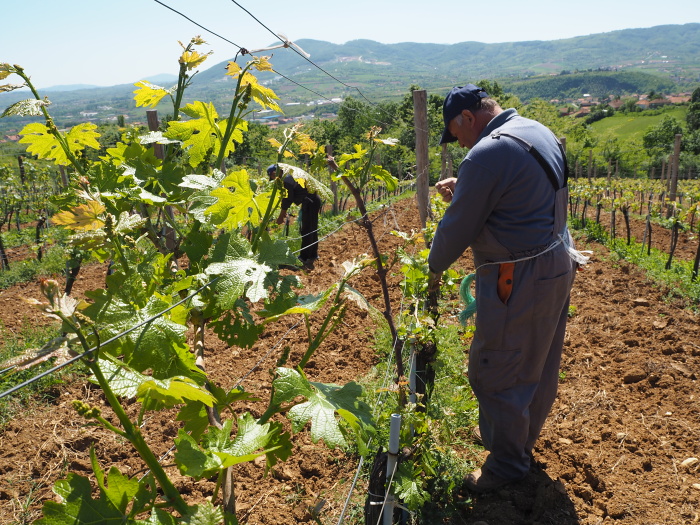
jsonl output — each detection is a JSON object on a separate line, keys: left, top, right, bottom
{"left": 497, "top": 262, "right": 515, "bottom": 304}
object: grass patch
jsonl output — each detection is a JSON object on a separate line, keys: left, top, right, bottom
{"left": 590, "top": 106, "right": 688, "bottom": 142}
{"left": 1, "top": 223, "right": 69, "bottom": 250}
{"left": 0, "top": 244, "right": 68, "bottom": 291}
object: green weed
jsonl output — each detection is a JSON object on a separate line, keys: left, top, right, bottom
{"left": 571, "top": 221, "right": 700, "bottom": 307}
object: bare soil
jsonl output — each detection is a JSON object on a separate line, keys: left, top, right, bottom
{"left": 0, "top": 197, "right": 699, "bottom": 525}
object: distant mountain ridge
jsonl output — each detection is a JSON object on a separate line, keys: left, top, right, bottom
{"left": 41, "top": 84, "right": 101, "bottom": 92}
{"left": 192, "top": 23, "right": 700, "bottom": 93}
{"left": 39, "top": 74, "right": 179, "bottom": 93}
{"left": 1, "top": 23, "right": 698, "bottom": 132}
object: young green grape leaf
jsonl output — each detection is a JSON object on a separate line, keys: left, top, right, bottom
{"left": 102, "top": 141, "right": 161, "bottom": 169}
{"left": 260, "top": 286, "right": 335, "bottom": 321}
{"left": 179, "top": 48, "right": 213, "bottom": 71}
{"left": 103, "top": 466, "right": 157, "bottom": 516}
{"left": 52, "top": 200, "right": 105, "bottom": 231}
{"left": 176, "top": 402, "right": 210, "bottom": 441}
{"left": 180, "top": 502, "right": 224, "bottom": 525}
{"left": 256, "top": 237, "right": 298, "bottom": 268}
{"left": 211, "top": 307, "right": 264, "bottom": 349}
{"left": 164, "top": 101, "right": 220, "bottom": 165}
{"left": 0, "top": 63, "right": 14, "bottom": 79}
{"left": 164, "top": 102, "right": 246, "bottom": 167}
{"left": 225, "top": 62, "right": 281, "bottom": 112}
{"left": 137, "top": 376, "right": 216, "bottom": 409}
{"left": 17, "top": 123, "right": 65, "bottom": 165}
{"left": 271, "top": 368, "right": 374, "bottom": 449}
{"left": 36, "top": 473, "right": 130, "bottom": 524}
{"left": 395, "top": 462, "right": 431, "bottom": 509}
{"left": 92, "top": 356, "right": 145, "bottom": 399}
{"left": 205, "top": 231, "right": 270, "bottom": 306}
{"left": 369, "top": 164, "right": 398, "bottom": 192}
{"left": 177, "top": 169, "right": 227, "bottom": 225}
{"left": 82, "top": 293, "right": 199, "bottom": 379}
{"left": 175, "top": 415, "right": 292, "bottom": 478}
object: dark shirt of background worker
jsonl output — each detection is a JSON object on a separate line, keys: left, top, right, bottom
{"left": 267, "top": 164, "right": 322, "bottom": 270}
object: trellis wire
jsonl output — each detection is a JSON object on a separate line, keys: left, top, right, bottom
{"left": 151, "top": 0, "right": 431, "bottom": 136}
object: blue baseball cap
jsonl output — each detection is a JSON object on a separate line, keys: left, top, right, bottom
{"left": 440, "top": 84, "right": 489, "bottom": 144}
{"left": 267, "top": 164, "right": 278, "bottom": 175}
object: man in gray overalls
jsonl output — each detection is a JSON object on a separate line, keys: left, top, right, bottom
{"left": 428, "top": 84, "right": 587, "bottom": 493}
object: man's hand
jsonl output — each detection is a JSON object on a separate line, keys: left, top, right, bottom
{"left": 427, "top": 270, "right": 442, "bottom": 293}
{"left": 435, "top": 177, "right": 457, "bottom": 202}
{"left": 427, "top": 270, "right": 442, "bottom": 312}
{"left": 276, "top": 209, "right": 288, "bottom": 225}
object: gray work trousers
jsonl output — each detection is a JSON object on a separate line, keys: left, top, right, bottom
{"left": 468, "top": 245, "right": 576, "bottom": 480}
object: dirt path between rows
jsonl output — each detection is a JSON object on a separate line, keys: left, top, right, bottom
{"left": 0, "top": 195, "right": 699, "bottom": 524}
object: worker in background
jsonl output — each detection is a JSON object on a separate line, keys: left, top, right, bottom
{"left": 267, "top": 164, "right": 322, "bottom": 270}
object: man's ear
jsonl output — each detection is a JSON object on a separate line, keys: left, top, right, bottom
{"left": 461, "top": 109, "right": 475, "bottom": 125}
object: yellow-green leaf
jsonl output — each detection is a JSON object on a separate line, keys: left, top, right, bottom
{"left": 241, "top": 72, "right": 281, "bottom": 112}
{"left": 165, "top": 101, "right": 220, "bottom": 167}
{"left": 133, "top": 80, "right": 172, "bottom": 108}
{"left": 19, "top": 122, "right": 100, "bottom": 166}
{"left": 206, "top": 169, "right": 274, "bottom": 229}
{"left": 295, "top": 131, "right": 317, "bottom": 155}
{"left": 252, "top": 55, "right": 273, "bottom": 72}
{"left": 19, "top": 122, "right": 64, "bottom": 163}
{"left": 66, "top": 122, "right": 101, "bottom": 152}
{"left": 52, "top": 201, "right": 106, "bottom": 231}
{"left": 225, "top": 61, "right": 242, "bottom": 78}
{"left": 0, "top": 63, "right": 12, "bottom": 80}
{"left": 179, "top": 49, "right": 212, "bottom": 70}
{"left": 1, "top": 98, "right": 49, "bottom": 117}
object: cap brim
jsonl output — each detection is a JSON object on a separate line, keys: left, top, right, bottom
{"left": 440, "top": 127, "right": 457, "bottom": 145}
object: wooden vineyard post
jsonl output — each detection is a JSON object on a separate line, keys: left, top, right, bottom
{"left": 667, "top": 133, "right": 682, "bottom": 218}
{"left": 146, "top": 110, "right": 165, "bottom": 160}
{"left": 440, "top": 143, "right": 449, "bottom": 181}
{"left": 17, "top": 154, "right": 25, "bottom": 184}
{"left": 146, "top": 109, "right": 176, "bottom": 252}
{"left": 413, "top": 89, "right": 430, "bottom": 229}
{"left": 326, "top": 144, "right": 339, "bottom": 215}
{"left": 58, "top": 165, "right": 69, "bottom": 188}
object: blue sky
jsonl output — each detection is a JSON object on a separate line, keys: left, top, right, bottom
{"left": 2, "top": 0, "right": 699, "bottom": 89}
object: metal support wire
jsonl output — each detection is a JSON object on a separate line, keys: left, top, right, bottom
{"left": 0, "top": 277, "right": 219, "bottom": 400}
{"left": 151, "top": 0, "right": 421, "bottom": 134}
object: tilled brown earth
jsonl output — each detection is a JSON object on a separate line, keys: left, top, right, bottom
{"left": 0, "top": 197, "right": 699, "bottom": 525}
